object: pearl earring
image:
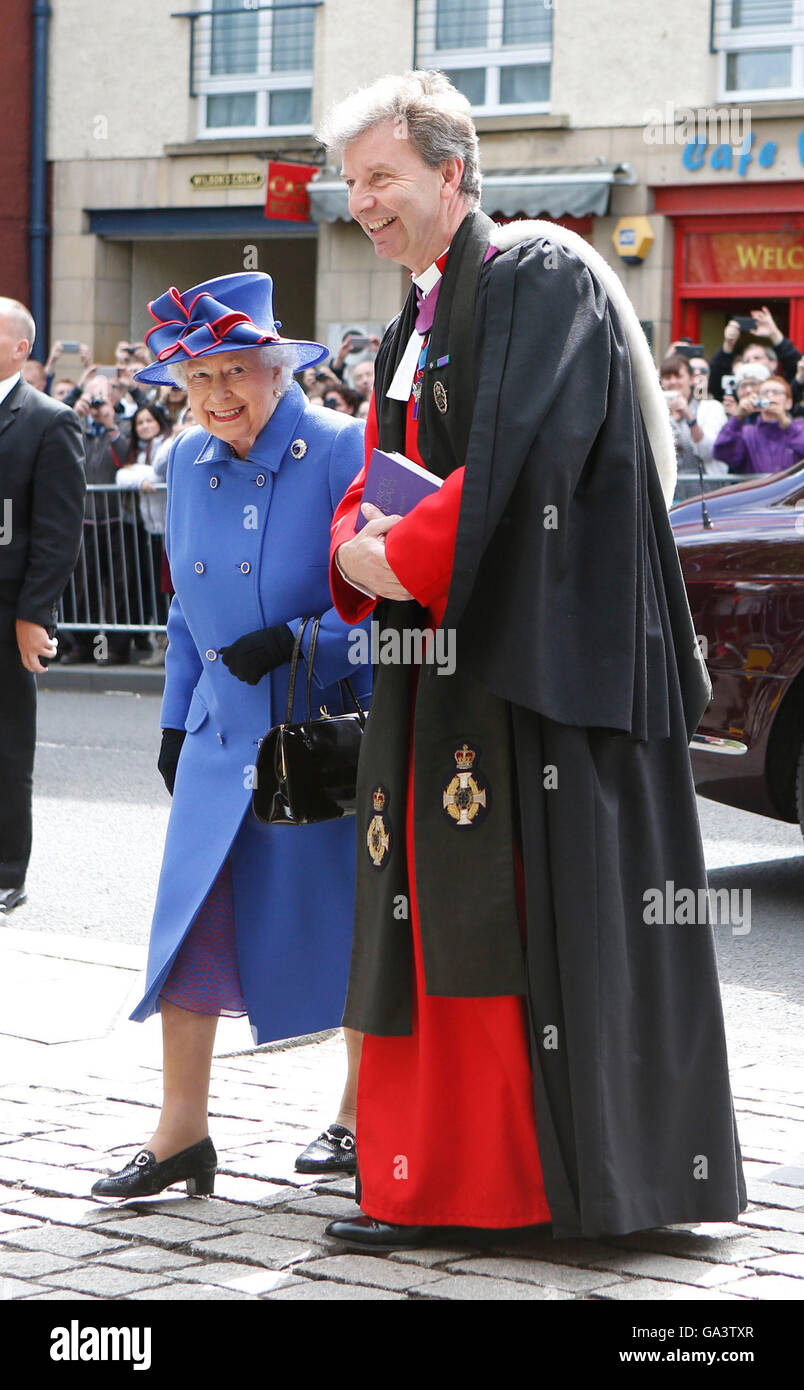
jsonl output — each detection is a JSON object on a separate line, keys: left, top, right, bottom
{"left": 273, "top": 387, "right": 282, "bottom": 399}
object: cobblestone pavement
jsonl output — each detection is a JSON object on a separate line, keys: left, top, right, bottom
{"left": 0, "top": 928, "right": 803, "bottom": 1302}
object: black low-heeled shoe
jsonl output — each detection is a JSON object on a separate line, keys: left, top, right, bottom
{"left": 324, "top": 1215, "right": 431, "bottom": 1249}
{"left": 295, "top": 1123, "right": 357, "bottom": 1174}
{"left": 91, "top": 1136, "right": 217, "bottom": 1200}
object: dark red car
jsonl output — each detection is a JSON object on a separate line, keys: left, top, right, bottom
{"left": 671, "top": 462, "right": 804, "bottom": 838}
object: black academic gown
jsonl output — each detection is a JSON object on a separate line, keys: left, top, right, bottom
{"left": 344, "top": 212, "right": 746, "bottom": 1236}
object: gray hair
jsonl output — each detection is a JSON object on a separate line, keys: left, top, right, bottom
{"left": 319, "top": 69, "right": 481, "bottom": 206}
{"left": 0, "top": 296, "right": 36, "bottom": 352}
{"left": 168, "top": 343, "right": 298, "bottom": 397}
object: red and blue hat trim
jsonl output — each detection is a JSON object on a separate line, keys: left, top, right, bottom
{"left": 133, "top": 272, "right": 328, "bottom": 385}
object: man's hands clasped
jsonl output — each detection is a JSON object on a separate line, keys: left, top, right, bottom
{"left": 336, "top": 503, "right": 414, "bottom": 601}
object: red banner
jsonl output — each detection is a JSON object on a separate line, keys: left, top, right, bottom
{"left": 685, "top": 231, "right": 804, "bottom": 285}
{"left": 265, "top": 162, "right": 317, "bottom": 222}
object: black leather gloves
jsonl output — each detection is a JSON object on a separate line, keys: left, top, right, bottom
{"left": 158, "top": 727, "right": 186, "bottom": 795}
{"left": 220, "top": 623, "right": 296, "bottom": 685}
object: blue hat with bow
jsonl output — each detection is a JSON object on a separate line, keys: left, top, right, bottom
{"left": 134, "top": 272, "right": 328, "bottom": 385}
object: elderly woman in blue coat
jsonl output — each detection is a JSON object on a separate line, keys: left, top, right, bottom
{"left": 91, "top": 273, "right": 370, "bottom": 1199}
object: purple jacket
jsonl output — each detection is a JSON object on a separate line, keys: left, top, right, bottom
{"left": 713, "top": 414, "right": 804, "bottom": 474}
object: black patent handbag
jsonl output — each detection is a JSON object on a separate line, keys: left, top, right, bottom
{"left": 252, "top": 616, "right": 367, "bottom": 825}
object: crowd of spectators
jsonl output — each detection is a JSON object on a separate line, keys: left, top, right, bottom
{"left": 660, "top": 305, "right": 804, "bottom": 490}
{"left": 29, "top": 303, "right": 803, "bottom": 665}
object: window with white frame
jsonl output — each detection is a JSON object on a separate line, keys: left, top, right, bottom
{"left": 415, "top": 0, "right": 553, "bottom": 115}
{"left": 712, "top": 0, "right": 804, "bottom": 100}
{"left": 193, "top": 0, "right": 317, "bottom": 136}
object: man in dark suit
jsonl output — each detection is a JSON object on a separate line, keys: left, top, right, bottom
{"left": 0, "top": 297, "right": 85, "bottom": 912}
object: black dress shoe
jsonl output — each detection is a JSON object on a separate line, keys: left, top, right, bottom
{"left": 295, "top": 1123, "right": 357, "bottom": 1175}
{"left": 324, "top": 1215, "right": 431, "bottom": 1249}
{"left": 0, "top": 885, "right": 26, "bottom": 913}
{"left": 91, "top": 1137, "right": 217, "bottom": 1200}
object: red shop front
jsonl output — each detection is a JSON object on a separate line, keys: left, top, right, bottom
{"left": 655, "top": 182, "right": 804, "bottom": 358}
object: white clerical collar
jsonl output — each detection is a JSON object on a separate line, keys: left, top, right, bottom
{"left": 387, "top": 252, "right": 450, "bottom": 401}
{"left": 411, "top": 259, "right": 445, "bottom": 297}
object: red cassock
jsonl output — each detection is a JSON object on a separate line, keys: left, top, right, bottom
{"left": 329, "top": 395, "right": 552, "bottom": 1228}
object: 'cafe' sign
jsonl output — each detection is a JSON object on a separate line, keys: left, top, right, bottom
{"left": 682, "top": 129, "right": 804, "bottom": 177}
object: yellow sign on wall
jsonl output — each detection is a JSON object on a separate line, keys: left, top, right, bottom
{"left": 612, "top": 216, "right": 655, "bottom": 265}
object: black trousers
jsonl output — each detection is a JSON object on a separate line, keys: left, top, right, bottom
{"left": 0, "top": 632, "right": 36, "bottom": 888}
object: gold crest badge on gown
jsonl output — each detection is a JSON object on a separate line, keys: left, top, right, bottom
{"left": 367, "top": 785, "right": 392, "bottom": 869}
{"left": 442, "top": 743, "right": 490, "bottom": 827}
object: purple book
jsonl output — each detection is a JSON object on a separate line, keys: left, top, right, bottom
{"left": 355, "top": 448, "right": 443, "bottom": 531}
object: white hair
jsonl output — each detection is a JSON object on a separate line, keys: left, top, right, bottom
{"left": 735, "top": 361, "right": 770, "bottom": 385}
{"left": 0, "top": 296, "right": 36, "bottom": 352}
{"left": 319, "top": 69, "right": 481, "bottom": 205}
{"left": 168, "top": 343, "right": 299, "bottom": 396}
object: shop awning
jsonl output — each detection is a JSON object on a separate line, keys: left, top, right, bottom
{"left": 309, "top": 162, "right": 636, "bottom": 224}
{"left": 88, "top": 207, "right": 316, "bottom": 239}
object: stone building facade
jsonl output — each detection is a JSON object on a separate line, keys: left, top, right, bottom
{"left": 45, "top": 0, "right": 804, "bottom": 363}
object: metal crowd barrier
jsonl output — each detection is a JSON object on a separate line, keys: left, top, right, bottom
{"left": 58, "top": 483, "right": 168, "bottom": 635}
{"left": 56, "top": 474, "right": 747, "bottom": 640}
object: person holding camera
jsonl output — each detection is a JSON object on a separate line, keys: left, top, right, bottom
{"left": 328, "top": 328, "right": 380, "bottom": 383}
{"left": 660, "top": 352, "right": 727, "bottom": 475}
{"left": 44, "top": 340, "right": 92, "bottom": 395}
{"left": 112, "top": 343, "right": 159, "bottom": 416}
{"left": 713, "top": 374, "right": 804, "bottom": 475}
{"left": 721, "top": 362, "right": 769, "bottom": 419}
{"left": 301, "top": 364, "right": 340, "bottom": 402}
{"left": 710, "top": 306, "right": 802, "bottom": 401}
{"left": 61, "top": 376, "right": 133, "bottom": 664}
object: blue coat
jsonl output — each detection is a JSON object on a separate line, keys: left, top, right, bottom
{"left": 130, "top": 383, "right": 370, "bottom": 1043}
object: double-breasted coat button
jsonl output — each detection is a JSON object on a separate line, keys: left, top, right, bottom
{"left": 209, "top": 476, "right": 219, "bottom": 489}
{"left": 255, "top": 474, "right": 266, "bottom": 486}
{"left": 290, "top": 439, "right": 307, "bottom": 459}
{"left": 194, "top": 561, "right": 205, "bottom": 574}
{"left": 240, "top": 561, "right": 251, "bottom": 574}
{"left": 205, "top": 649, "right": 217, "bottom": 661}
{"left": 217, "top": 732, "right": 225, "bottom": 744}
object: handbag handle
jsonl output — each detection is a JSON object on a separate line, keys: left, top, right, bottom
{"left": 305, "top": 616, "right": 321, "bottom": 721}
{"left": 303, "top": 617, "right": 367, "bottom": 728}
{"left": 283, "top": 617, "right": 310, "bottom": 725}
{"left": 283, "top": 615, "right": 368, "bottom": 728}
{"left": 338, "top": 677, "right": 367, "bottom": 727}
